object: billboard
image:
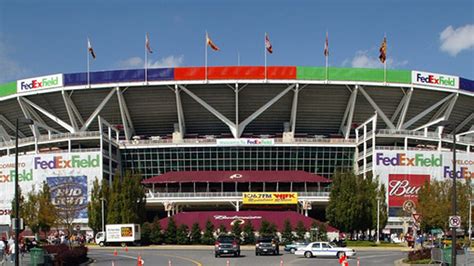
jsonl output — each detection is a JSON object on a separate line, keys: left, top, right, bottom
{"left": 0, "top": 152, "right": 102, "bottom": 225}
{"left": 17, "top": 74, "right": 64, "bottom": 93}
{"left": 373, "top": 150, "right": 473, "bottom": 216}
{"left": 242, "top": 192, "right": 298, "bottom": 204}
{"left": 412, "top": 71, "right": 459, "bottom": 89}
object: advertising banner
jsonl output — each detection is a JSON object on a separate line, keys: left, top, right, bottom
{"left": 412, "top": 70, "right": 459, "bottom": 89}
{"left": 0, "top": 152, "right": 102, "bottom": 225}
{"left": 217, "top": 138, "right": 274, "bottom": 146}
{"left": 17, "top": 74, "right": 64, "bottom": 93}
{"left": 373, "top": 150, "right": 473, "bottom": 216}
{"left": 242, "top": 192, "right": 298, "bottom": 204}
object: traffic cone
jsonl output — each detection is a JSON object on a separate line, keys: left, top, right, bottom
{"left": 226, "top": 259, "right": 230, "bottom": 266}
{"left": 112, "top": 261, "right": 115, "bottom": 266}
{"left": 137, "top": 255, "right": 144, "bottom": 266}
{"left": 280, "top": 259, "right": 284, "bottom": 266}
{"left": 125, "top": 246, "right": 129, "bottom": 252}
{"left": 114, "top": 249, "right": 118, "bottom": 256}
{"left": 357, "top": 257, "right": 360, "bottom": 266}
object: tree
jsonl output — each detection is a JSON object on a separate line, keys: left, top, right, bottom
{"left": 150, "top": 218, "right": 164, "bottom": 244}
{"left": 37, "top": 182, "right": 58, "bottom": 233}
{"left": 202, "top": 220, "right": 215, "bottom": 245}
{"left": 190, "top": 223, "right": 202, "bottom": 244}
{"left": 88, "top": 178, "right": 102, "bottom": 233}
{"left": 242, "top": 220, "right": 256, "bottom": 244}
{"left": 231, "top": 221, "right": 242, "bottom": 239}
{"left": 107, "top": 175, "right": 122, "bottom": 224}
{"left": 311, "top": 221, "right": 328, "bottom": 241}
{"left": 218, "top": 224, "right": 227, "bottom": 235}
{"left": 55, "top": 181, "right": 81, "bottom": 232}
{"left": 295, "top": 221, "right": 307, "bottom": 240}
{"left": 141, "top": 222, "right": 153, "bottom": 245}
{"left": 22, "top": 186, "right": 40, "bottom": 233}
{"left": 281, "top": 219, "right": 294, "bottom": 244}
{"left": 120, "top": 171, "right": 146, "bottom": 224}
{"left": 10, "top": 187, "right": 25, "bottom": 219}
{"left": 259, "top": 220, "right": 276, "bottom": 236}
{"left": 165, "top": 217, "right": 177, "bottom": 244}
{"left": 176, "top": 224, "right": 190, "bottom": 245}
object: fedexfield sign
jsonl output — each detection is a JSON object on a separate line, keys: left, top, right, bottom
{"left": 217, "top": 138, "right": 274, "bottom": 146}
{"left": 0, "top": 152, "right": 102, "bottom": 225}
{"left": 17, "top": 74, "right": 63, "bottom": 93}
{"left": 411, "top": 71, "right": 459, "bottom": 89}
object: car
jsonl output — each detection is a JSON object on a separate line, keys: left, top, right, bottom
{"left": 214, "top": 235, "right": 240, "bottom": 257}
{"left": 295, "top": 241, "right": 356, "bottom": 259}
{"left": 284, "top": 241, "right": 309, "bottom": 253}
{"left": 255, "top": 236, "right": 279, "bottom": 255}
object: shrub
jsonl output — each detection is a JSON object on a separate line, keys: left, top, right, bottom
{"left": 43, "top": 244, "right": 88, "bottom": 265}
{"left": 407, "top": 248, "right": 431, "bottom": 262}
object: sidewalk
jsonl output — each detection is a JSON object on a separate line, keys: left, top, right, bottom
{"left": 1, "top": 253, "right": 31, "bottom": 266}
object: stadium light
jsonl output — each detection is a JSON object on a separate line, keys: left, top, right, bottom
{"left": 433, "top": 119, "right": 457, "bottom": 266}
{"left": 14, "top": 117, "right": 33, "bottom": 266}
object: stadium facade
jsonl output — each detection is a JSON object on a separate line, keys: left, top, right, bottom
{"left": 0, "top": 66, "right": 473, "bottom": 234}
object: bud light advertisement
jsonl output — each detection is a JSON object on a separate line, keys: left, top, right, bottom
{"left": 47, "top": 176, "right": 88, "bottom": 219}
{"left": 388, "top": 174, "right": 429, "bottom": 208}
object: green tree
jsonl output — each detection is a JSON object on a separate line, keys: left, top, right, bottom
{"left": 311, "top": 221, "right": 328, "bottom": 241}
{"left": 295, "top": 221, "right": 307, "bottom": 240}
{"left": 242, "top": 221, "right": 256, "bottom": 244}
{"left": 107, "top": 175, "right": 122, "bottom": 224}
{"left": 259, "top": 220, "right": 276, "bottom": 236}
{"left": 141, "top": 222, "right": 153, "bottom": 245}
{"left": 218, "top": 224, "right": 227, "bottom": 235}
{"left": 281, "top": 219, "right": 294, "bottom": 244}
{"left": 37, "top": 182, "right": 57, "bottom": 233}
{"left": 150, "top": 218, "right": 164, "bottom": 244}
{"left": 190, "top": 223, "right": 202, "bottom": 244}
{"left": 202, "top": 220, "right": 215, "bottom": 245}
{"left": 231, "top": 221, "right": 242, "bottom": 239}
{"left": 88, "top": 178, "right": 102, "bottom": 233}
{"left": 23, "top": 186, "right": 40, "bottom": 233}
{"left": 176, "top": 224, "right": 190, "bottom": 245}
{"left": 165, "top": 217, "right": 177, "bottom": 244}
{"left": 11, "top": 187, "right": 25, "bottom": 219}
{"left": 120, "top": 172, "right": 146, "bottom": 224}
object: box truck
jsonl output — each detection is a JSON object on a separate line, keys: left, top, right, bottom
{"left": 95, "top": 224, "right": 141, "bottom": 246}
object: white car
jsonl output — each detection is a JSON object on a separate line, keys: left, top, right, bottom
{"left": 295, "top": 241, "right": 356, "bottom": 258}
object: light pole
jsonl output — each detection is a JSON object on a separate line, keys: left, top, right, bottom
{"left": 100, "top": 198, "right": 106, "bottom": 232}
{"left": 376, "top": 195, "right": 381, "bottom": 245}
{"left": 469, "top": 199, "right": 473, "bottom": 247}
{"left": 14, "top": 117, "right": 33, "bottom": 266}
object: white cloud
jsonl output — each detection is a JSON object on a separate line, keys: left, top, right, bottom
{"left": 343, "top": 50, "right": 408, "bottom": 69}
{"left": 440, "top": 24, "right": 474, "bottom": 56}
{"left": 117, "top": 55, "right": 184, "bottom": 69}
{"left": 0, "top": 40, "right": 28, "bottom": 83}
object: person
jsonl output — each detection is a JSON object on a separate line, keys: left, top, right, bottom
{"left": 7, "top": 238, "right": 15, "bottom": 264}
{"left": 0, "top": 238, "right": 5, "bottom": 265}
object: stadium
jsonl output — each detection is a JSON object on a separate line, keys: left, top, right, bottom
{"left": 0, "top": 65, "right": 473, "bottom": 234}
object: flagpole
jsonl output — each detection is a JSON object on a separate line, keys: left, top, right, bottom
{"left": 145, "top": 34, "right": 148, "bottom": 84}
{"left": 238, "top": 51, "right": 240, "bottom": 66}
{"left": 325, "top": 31, "right": 329, "bottom": 82}
{"left": 205, "top": 31, "right": 208, "bottom": 82}
{"left": 264, "top": 32, "right": 267, "bottom": 81}
{"left": 87, "top": 39, "right": 90, "bottom": 88}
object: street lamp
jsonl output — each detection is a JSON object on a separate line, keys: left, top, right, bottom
{"left": 469, "top": 198, "right": 474, "bottom": 247}
{"left": 100, "top": 198, "right": 106, "bottom": 232}
{"left": 14, "top": 117, "right": 33, "bottom": 266}
{"left": 434, "top": 120, "right": 457, "bottom": 266}
{"left": 376, "top": 195, "right": 381, "bottom": 245}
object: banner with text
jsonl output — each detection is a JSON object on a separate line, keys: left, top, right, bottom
{"left": 373, "top": 150, "right": 473, "bottom": 216}
{"left": 242, "top": 192, "right": 298, "bottom": 204}
{"left": 0, "top": 152, "right": 102, "bottom": 225}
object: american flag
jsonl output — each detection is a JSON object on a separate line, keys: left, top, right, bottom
{"left": 146, "top": 33, "right": 153, "bottom": 54}
{"left": 265, "top": 33, "right": 273, "bottom": 54}
{"left": 87, "top": 38, "right": 96, "bottom": 59}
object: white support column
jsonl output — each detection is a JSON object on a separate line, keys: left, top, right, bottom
{"left": 390, "top": 88, "right": 408, "bottom": 123}
{"left": 396, "top": 88, "right": 413, "bottom": 129}
{"left": 63, "top": 91, "right": 85, "bottom": 126}
{"left": 290, "top": 84, "right": 299, "bottom": 134}
{"left": 402, "top": 94, "right": 454, "bottom": 129}
{"left": 17, "top": 97, "right": 40, "bottom": 137}
{"left": 116, "top": 87, "right": 135, "bottom": 139}
{"left": 363, "top": 124, "right": 367, "bottom": 179}
{"left": 455, "top": 113, "right": 474, "bottom": 133}
{"left": 175, "top": 84, "right": 185, "bottom": 136}
{"left": 437, "top": 94, "right": 458, "bottom": 135}
{"left": 81, "top": 88, "right": 116, "bottom": 131}
{"left": 343, "top": 86, "right": 358, "bottom": 139}
{"left": 237, "top": 84, "right": 296, "bottom": 137}
{"left": 359, "top": 86, "right": 395, "bottom": 129}
{"left": 235, "top": 83, "right": 239, "bottom": 137}
{"left": 0, "top": 115, "right": 26, "bottom": 138}
{"left": 21, "top": 97, "right": 75, "bottom": 133}
{"left": 62, "top": 90, "right": 79, "bottom": 131}
{"left": 0, "top": 125, "right": 11, "bottom": 142}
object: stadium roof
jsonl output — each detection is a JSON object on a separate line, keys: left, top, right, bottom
{"left": 159, "top": 210, "right": 339, "bottom": 232}
{"left": 142, "top": 170, "right": 332, "bottom": 184}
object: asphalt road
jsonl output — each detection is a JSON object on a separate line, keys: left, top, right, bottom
{"left": 88, "top": 248, "right": 407, "bottom": 266}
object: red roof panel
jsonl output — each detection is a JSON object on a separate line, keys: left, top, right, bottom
{"left": 142, "top": 170, "right": 331, "bottom": 184}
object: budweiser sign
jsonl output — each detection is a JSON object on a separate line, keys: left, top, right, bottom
{"left": 388, "top": 174, "right": 430, "bottom": 207}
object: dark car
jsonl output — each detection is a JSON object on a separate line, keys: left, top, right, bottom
{"left": 214, "top": 235, "right": 240, "bottom": 257}
{"left": 255, "top": 236, "right": 279, "bottom": 255}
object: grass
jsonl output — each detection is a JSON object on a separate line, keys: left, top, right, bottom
{"left": 346, "top": 240, "right": 404, "bottom": 247}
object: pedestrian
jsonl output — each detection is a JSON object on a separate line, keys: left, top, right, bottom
{"left": 0, "top": 238, "right": 5, "bottom": 265}
{"left": 8, "top": 238, "right": 15, "bottom": 264}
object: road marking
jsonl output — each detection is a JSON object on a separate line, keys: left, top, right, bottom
{"left": 90, "top": 250, "right": 203, "bottom": 266}
{"left": 358, "top": 253, "right": 404, "bottom": 259}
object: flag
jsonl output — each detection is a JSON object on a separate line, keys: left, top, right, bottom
{"left": 146, "top": 33, "right": 153, "bottom": 54}
{"left": 379, "top": 37, "right": 387, "bottom": 63}
{"left": 206, "top": 33, "right": 220, "bottom": 51}
{"left": 88, "top": 38, "right": 96, "bottom": 59}
{"left": 265, "top": 33, "right": 273, "bottom": 54}
{"left": 324, "top": 32, "right": 329, "bottom": 57}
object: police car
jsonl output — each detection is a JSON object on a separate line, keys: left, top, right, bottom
{"left": 294, "top": 241, "right": 356, "bottom": 258}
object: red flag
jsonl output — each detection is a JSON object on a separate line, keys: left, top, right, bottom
{"left": 324, "top": 32, "right": 329, "bottom": 57}
{"left": 379, "top": 37, "right": 387, "bottom": 63}
{"left": 88, "top": 38, "right": 96, "bottom": 59}
{"left": 265, "top": 33, "right": 273, "bottom": 54}
{"left": 145, "top": 33, "right": 153, "bottom": 54}
{"left": 206, "top": 33, "right": 220, "bottom": 51}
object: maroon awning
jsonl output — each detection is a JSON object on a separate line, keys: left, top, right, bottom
{"left": 142, "top": 170, "right": 331, "bottom": 184}
{"left": 160, "top": 211, "right": 339, "bottom": 232}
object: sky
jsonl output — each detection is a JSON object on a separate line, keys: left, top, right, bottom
{"left": 0, "top": 0, "right": 473, "bottom": 83}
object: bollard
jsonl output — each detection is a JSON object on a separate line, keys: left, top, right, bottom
{"left": 280, "top": 259, "right": 284, "bottom": 266}
{"left": 168, "top": 259, "right": 172, "bottom": 266}
{"left": 357, "top": 257, "right": 360, "bottom": 266}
